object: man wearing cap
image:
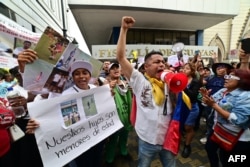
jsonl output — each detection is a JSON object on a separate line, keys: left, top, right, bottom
{"left": 116, "top": 16, "right": 176, "bottom": 167}
{"left": 104, "top": 62, "right": 133, "bottom": 166}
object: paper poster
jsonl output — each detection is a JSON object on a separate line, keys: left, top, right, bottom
{"left": 167, "top": 54, "right": 189, "bottom": 67}
{"left": 23, "top": 26, "right": 103, "bottom": 94}
{"left": 34, "top": 26, "right": 69, "bottom": 64}
{"left": 28, "top": 85, "right": 123, "bottom": 167}
{"left": 0, "top": 13, "right": 39, "bottom": 68}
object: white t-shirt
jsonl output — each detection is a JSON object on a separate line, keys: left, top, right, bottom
{"left": 62, "top": 84, "right": 96, "bottom": 95}
{"left": 13, "top": 47, "right": 24, "bottom": 56}
{"left": 48, "top": 84, "right": 96, "bottom": 98}
{"left": 129, "top": 69, "right": 172, "bottom": 145}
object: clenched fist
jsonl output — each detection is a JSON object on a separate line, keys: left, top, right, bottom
{"left": 121, "top": 16, "right": 136, "bottom": 29}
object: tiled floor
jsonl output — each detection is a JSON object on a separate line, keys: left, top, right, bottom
{"left": 112, "top": 119, "right": 210, "bottom": 167}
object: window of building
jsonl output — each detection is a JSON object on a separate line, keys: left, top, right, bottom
{"left": 0, "top": 3, "right": 16, "bottom": 20}
{"left": 125, "top": 29, "right": 196, "bottom": 45}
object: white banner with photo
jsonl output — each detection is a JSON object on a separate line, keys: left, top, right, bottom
{"left": 28, "top": 85, "right": 123, "bottom": 167}
{"left": 0, "top": 13, "right": 41, "bottom": 44}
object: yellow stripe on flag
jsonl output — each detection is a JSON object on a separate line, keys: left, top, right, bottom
{"left": 182, "top": 91, "right": 192, "bottom": 110}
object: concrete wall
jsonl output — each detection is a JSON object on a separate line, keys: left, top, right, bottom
{"left": 68, "top": 0, "right": 239, "bottom": 15}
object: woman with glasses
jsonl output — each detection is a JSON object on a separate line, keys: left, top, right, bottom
{"left": 200, "top": 69, "right": 250, "bottom": 167}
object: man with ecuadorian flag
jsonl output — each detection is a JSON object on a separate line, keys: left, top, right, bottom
{"left": 116, "top": 16, "right": 191, "bottom": 167}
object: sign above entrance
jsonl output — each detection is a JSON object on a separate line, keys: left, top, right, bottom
{"left": 92, "top": 45, "right": 218, "bottom": 60}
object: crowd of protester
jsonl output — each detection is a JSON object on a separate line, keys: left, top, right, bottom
{"left": 1, "top": 16, "right": 250, "bottom": 167}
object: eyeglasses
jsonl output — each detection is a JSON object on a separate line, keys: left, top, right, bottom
{"left": 224, "top": 75, "right": 240, "bottom": 80}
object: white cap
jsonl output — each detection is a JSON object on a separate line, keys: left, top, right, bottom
{"left": 108, "top": 63, "right": 120, "bottom": 72}
{"left": 70, "top": 60, "right": 92, "bottom": 76}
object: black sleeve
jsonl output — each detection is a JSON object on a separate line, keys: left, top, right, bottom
{"left": 184, "top": 78, "right": 201, "bottom": 103}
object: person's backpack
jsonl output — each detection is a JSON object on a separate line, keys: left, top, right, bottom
{"left": 0, "top": 105, "right": 15, "bottom": 129}
{"left": 0, "top": 105, "right": 15, "bottom": 157}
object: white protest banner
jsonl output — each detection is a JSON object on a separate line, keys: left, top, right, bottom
{"left": 28, "top": 85, "right": 123, "bottom": 167}
{"left": 0, "top": 13, "right": 40, "bottom": 43}
{"left": 0, "top": 56, "right": 18, "bottom": 69}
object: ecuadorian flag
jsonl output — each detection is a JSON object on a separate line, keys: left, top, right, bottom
{"left": 163, "top": 91, "right": 191, "bottom": 155}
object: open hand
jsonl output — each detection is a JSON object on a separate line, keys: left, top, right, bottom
{"left": 199, "top": 87, "right": 211, "bottom": 97}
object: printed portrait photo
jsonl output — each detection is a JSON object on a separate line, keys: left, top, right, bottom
{"left": 60, "top": 99, "right": 80, "bottom": 127}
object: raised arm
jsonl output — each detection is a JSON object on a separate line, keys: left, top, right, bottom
{"left": 116, "top": 16, "right": 136, "bottom": 80}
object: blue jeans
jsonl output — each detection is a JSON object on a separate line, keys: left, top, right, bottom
{"left": 138, "top": 138, "right": 176, "bottom": 167}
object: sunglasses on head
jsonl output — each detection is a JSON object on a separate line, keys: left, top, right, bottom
{"left": 224, "top": 75, "right": 240, "bottom": 80}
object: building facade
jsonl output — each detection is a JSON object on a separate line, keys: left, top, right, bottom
{"left": 0, "top": 0, "right": 90, "bottom": 55}
{"left": 203, "top": 0, "right": 250, "bottom": 62}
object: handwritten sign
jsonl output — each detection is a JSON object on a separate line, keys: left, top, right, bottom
{"left": 28, "top": 85, "right": 123, "bottom": 167}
